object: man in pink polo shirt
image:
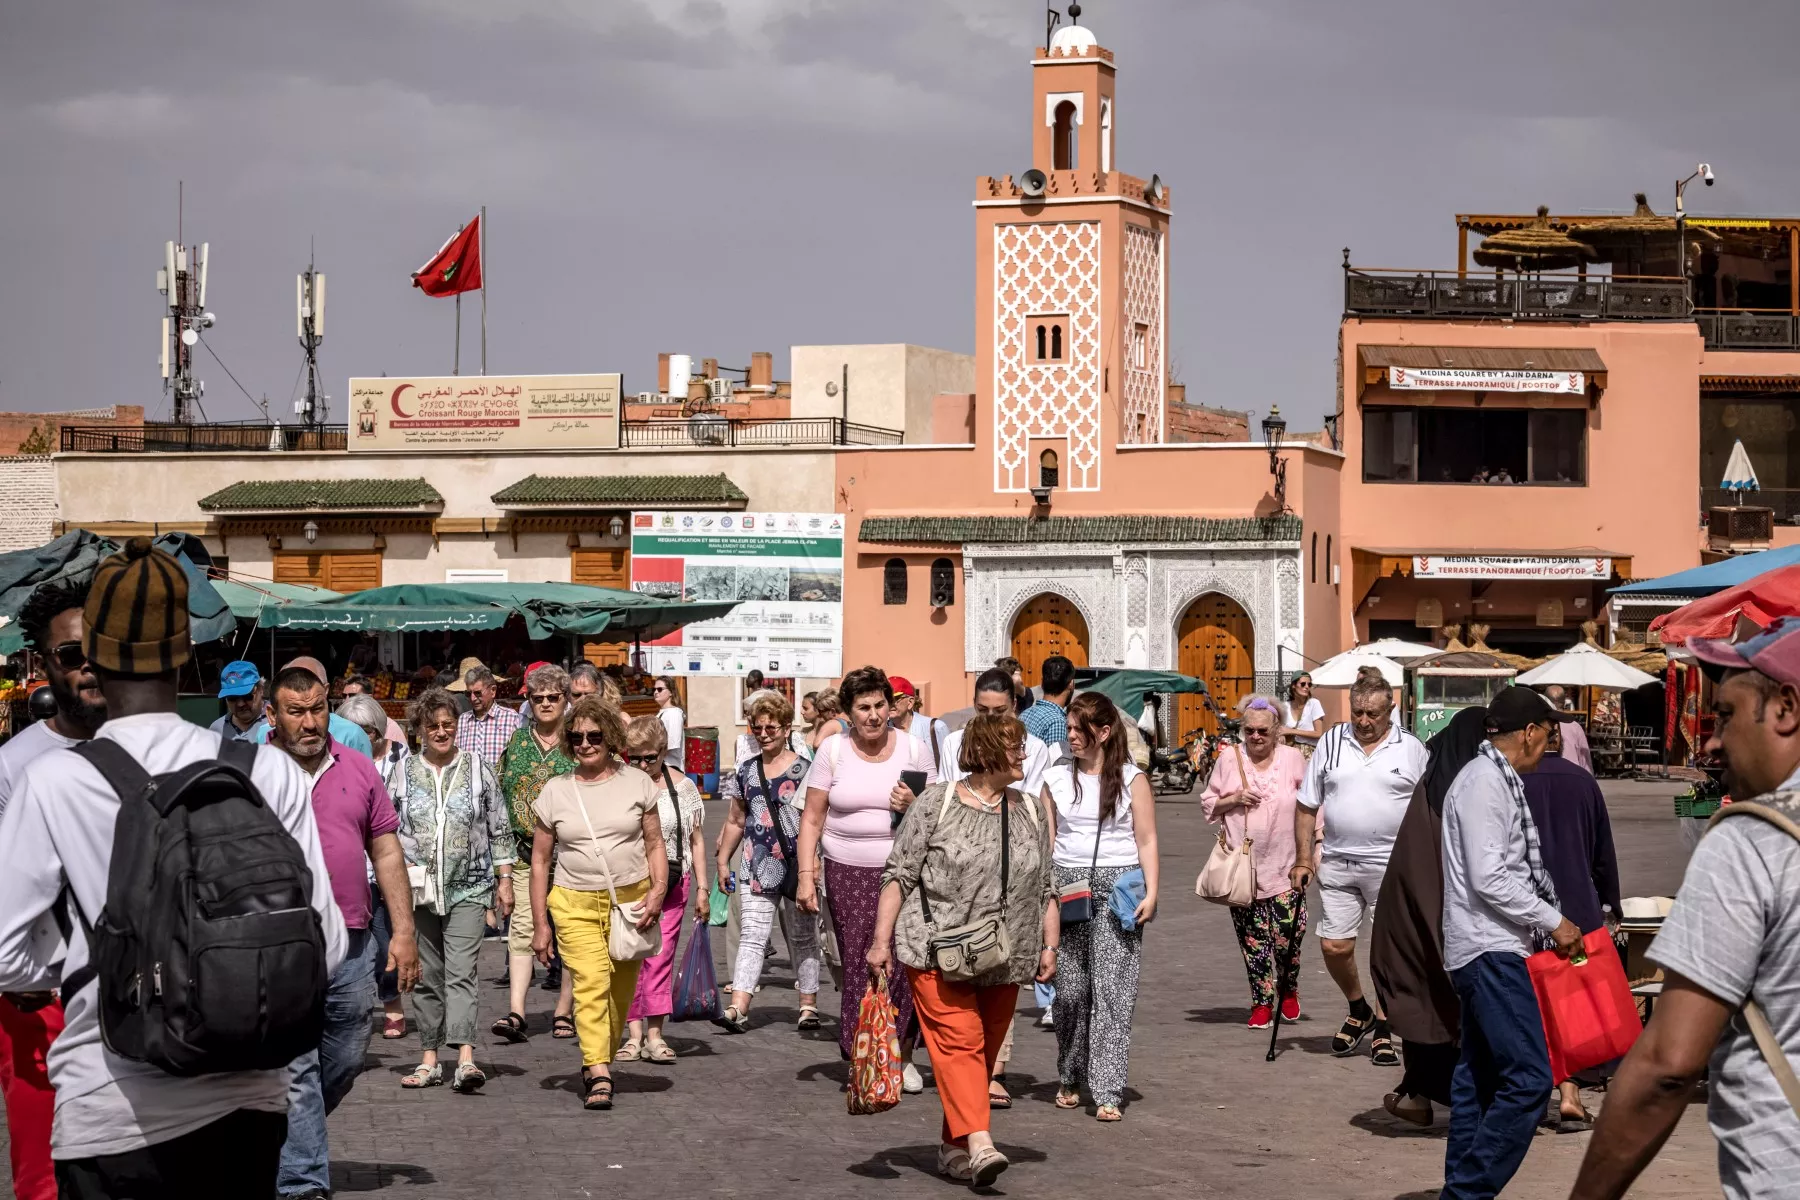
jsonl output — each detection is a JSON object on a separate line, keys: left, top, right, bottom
{"left": 265, "top": 664, "right": 419, "bottom": 1200}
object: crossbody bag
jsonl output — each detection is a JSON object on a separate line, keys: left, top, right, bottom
{"left": 569, "top": 775, "right": 663, "bottom": 963}
{"left": 1057, "top": 760, "right": 1103, "bottom": 923}
{"left": 918, "top": 786, "right": 1012, "bottom": 981}
{"left": 754, "top": 753, "right": 804, "bottom": 900}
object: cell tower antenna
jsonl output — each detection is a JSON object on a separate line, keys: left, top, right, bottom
{"left": 296, "top": 242, "right": 327, "bottom": 426}
{"left": 158, "top": 180, "right": 213, "bottom": 424}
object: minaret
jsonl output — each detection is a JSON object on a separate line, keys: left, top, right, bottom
{"left": 975, "top": 4, "right": 1171, "bottom": 494}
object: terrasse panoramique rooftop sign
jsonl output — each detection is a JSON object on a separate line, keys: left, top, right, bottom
{"left": 1387, "top": 366, "right": 1585, "bottom": 394}
{"left": 347, "top": 374, "right": 622, "bottom": 451}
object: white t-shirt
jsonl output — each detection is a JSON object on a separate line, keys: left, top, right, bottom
{"left": 1283, "top": 697, "right": 1326, "bottom": 735}
{"left": 0, "top": 719, "right": 81, "bottom": 819}
{"left": 938, "top": 728, "right": 1060, "bottom": 798}
{"left": 658, "top": 706, "right": 685, "bottom": 771}
{"left": 1045, "top": 762, "right": 1146, "bottom": 868}
{"left": 1297, "top": 721, "right": 1429, "bottom": 863}
{"left": 0, "top": 713, "right": 347, "bottom": 1160}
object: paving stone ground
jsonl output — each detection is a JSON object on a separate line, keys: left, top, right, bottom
{"left": 1, "top": 779, "right": 1717, "bottom": 1198}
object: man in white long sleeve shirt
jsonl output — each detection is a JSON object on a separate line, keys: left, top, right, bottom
{"left": 0, "top": 539, "right": 346, "bottom": 1198}
{"left": 1438, "top": 686, "right": 1580, "bottom": 1199}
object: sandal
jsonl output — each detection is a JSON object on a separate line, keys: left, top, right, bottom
{"left": 969, "top": 1144, "right": 1010, "bottom": 1187}
{"left": 711, "top": 1005, "right": 750, "bottom": 1034}
{"left": 551, "top": 1014, "right": 577, "bottom": 1040}
{"left": 582, "top": 1069, "right": 615, "bottom": 1111}
{"left": 642, "top": 1039, "right": 677, "bottom": 1064}
{"left": 1556, "top": 1106, "right": 1594, "bottom": 1134}
{"left": 451, "top": 1061, "right": 486, "bottom": 1094}
{"left": 1331, "top": 1013, "right": 1373, "bottom": 1057}
{"left": 797, "top": 1004, "right": 821, "bottom": 1030}
{"left": 400, "top": 1062, "right": 442, "bottom": 1088}
{"left": 1370, "top": 1031, "right": 1400, "bottom": 1067}
{"left": 988, "top": 1077, "right": 1013, "bottom": 1109}
{"left": 1054, "top": 1088, "right": 1082, "bottom": 1110}
{"left": 616, "top": 1038, "right": 642, "bottom": 1062}
{"left": 382, "top": 1012, "right": 407, "bottom": 1039}
{"left": 490, "top": 1012, "right": 529, "bottom": 1044}
{"left": 1096, "top": 1103, "right": 1123, "bottom": 1122}
{"left": 936, "top": 1143, "right": 973, "bottom": 1182}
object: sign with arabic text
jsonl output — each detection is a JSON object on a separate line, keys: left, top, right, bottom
{"left": 1387, "top": 367, "right": 1584, "bottom": 395}
{"left": 1413, "top": 555, "right": 1612, "bottom": 580}
{"left": 630, "top": 511, "right": 845, "bottom": 677}
{"left": 348, "top": 374, "right": 621, "bottom": 451}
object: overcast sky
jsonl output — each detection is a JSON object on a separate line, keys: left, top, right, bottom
{"left": 3, "top": 0, "right": 1796, "bottom": 430}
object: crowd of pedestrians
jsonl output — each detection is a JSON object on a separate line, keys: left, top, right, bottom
{"left": 0, "top": 537, "right": 1794, "bottom": 1199}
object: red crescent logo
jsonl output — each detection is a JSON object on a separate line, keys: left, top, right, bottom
{"left": 391, "top": 383, "right": 416, "bottom": 419}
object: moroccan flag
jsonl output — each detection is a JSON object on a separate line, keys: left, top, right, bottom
{"left": 411, "top": 214, "right": 483, "bottom": 297}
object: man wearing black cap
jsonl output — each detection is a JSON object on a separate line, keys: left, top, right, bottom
{"left": 1438, "top": 685, "right": 1581, "bottom": 1199}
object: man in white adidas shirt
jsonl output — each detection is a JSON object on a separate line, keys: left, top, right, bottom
{"left": 0, "top": 539, "right": 346, "bottom": 1198}
{"left": 1292, "top": 672, "right": 1428, "bottom": 1068}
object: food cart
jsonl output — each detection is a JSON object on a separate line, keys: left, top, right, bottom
{"left": 1408, "top": 650, "right": 1517, "bottom": 741}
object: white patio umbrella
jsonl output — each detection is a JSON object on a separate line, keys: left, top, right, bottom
{"left": 1721, "top": 438, "right": 1760, "bottom": 500}
{"left": 1356, "top": 637, "right": 1440, "bottom": 663}
{"left": 1310, "top": 647, "right": 1404, "bottom": 687}
{"left": 1514, "top": 642, "right": 1657, "bottom": 691}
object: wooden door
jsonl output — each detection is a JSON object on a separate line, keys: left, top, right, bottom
{"left": 572, "top": 547, "right": 630, "bottom": 590}
{"left": 1009, "top": 593, "right": 1089, "bottom": 687}
{"left": 273, "top": 550, "right": 383, "bottom": 593}
{"left": 1176, "top": 593, "right": 1255, "bottom": 737}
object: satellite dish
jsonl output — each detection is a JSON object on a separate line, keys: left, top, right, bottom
{"left": 1145, "top": 174, "right": 1165, "bottom": 205}
{"left": 1021, "top": 169, "right": 1048, "bottom": 199}
{"left": 688, "top": 413, "right": 728, "bottom": 447}
{"left": 180, "top": 328, "right": 199, "bottom": 347}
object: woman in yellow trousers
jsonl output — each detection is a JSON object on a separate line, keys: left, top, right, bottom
{"left": 529, "top": 696, "right": 669, "bottom": 1110}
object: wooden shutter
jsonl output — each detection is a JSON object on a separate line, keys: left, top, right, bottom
{"left": 272, "top": 550, "right": 382, "bottom": 592}
{"left": 572, "top": 547, "right": 630, "bottom": 590}
{"left": 273, "top": 552, "right": 327, "bottom": 587}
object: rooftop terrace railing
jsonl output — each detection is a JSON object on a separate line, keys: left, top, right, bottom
{"left": 1344, "top": 269, "right": 1690, "bottom": 321}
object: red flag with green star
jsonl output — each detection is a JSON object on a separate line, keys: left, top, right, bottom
{"left": 411, "top": 214, "right": 483, "bottom": 297}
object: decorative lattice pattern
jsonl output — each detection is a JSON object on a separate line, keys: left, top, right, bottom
{"left": 994, "top": 222, "right": 1103, "bottom": 491}
{"left": 1122, "top": 224, "right": 1164, "bottom": 444}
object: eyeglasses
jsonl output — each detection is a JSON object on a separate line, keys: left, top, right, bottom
{"left": 569, "top": 731, "right": 610, "bottom": 748}
{"left": 423, "top": 720, "right": 457, "bottom": 734}
{"left": 625, "top": 752, "right": 663, "bottom": 765}
{"left": 750, "top": 723, "right": 788, "bottom": 736}
{"left": 1242, "top": 727, "right": 1274, "bottom": 739}
{"left": 48, "top": 641, "right": 86, "bottom": 672}
{"left": 528, "top": 692, "right": 566, "bottom": 704}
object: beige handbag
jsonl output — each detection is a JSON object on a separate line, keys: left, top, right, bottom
{"left": 919, "top": 787, "right": 1017, "bottom": 981}
{"left": 570, "top": 778, "right": 663, "bottom": 963}
{"left": 1195, "top": 743, "right": 1257, "bottom": 908}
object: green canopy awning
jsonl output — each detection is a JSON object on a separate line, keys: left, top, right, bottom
{"left": 0, "top": 531, "right": 236, "bottom": 649}
{"left": 256, "top": 581, "right": 740, "bottom": 640}
{"left": 1078, "top": 669, "right": 1210, "bottom": 720}
{"left": 210, "top": 578, "right": 342, "bottom": 620}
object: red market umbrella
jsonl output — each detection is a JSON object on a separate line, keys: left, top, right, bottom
{"left": 1650, "top": 563, "right": 1800, "bottom": 642}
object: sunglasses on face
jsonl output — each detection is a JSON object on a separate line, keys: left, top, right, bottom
{"left": 751, "top": 724, "right": 787, "bottom": 736}
{"left": 529, "top": 692, "right": 565, "bottom": 704}
{"left": 653, "top": 685, "right": 670, "bottom": 694}
{"left": 569, "top": 731, "right": 610, "bottom": 748}
{"left": 423, "top": 721, "right": 457, "bottom": 734}
{"left": 1243, "top": 727, "right": 1274, "bottom": 739}
{"left": 626, "top": 752, "right": 663, "bottom": 765}
{"left": 49, "top": 642, "right": 87, "bottom": 672}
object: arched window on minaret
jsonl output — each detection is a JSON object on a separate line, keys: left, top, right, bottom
{"left": 1053, "top": 100, "right": 1078, "bottom": 170}
{"left": 1051, "top": 324, "right": 1063, "bottom": 360}
{"left": 1035, "top": 323, "right": 1048, "bottom": 361}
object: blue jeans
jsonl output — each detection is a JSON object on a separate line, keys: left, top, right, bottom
{"left": 369, "top": 884, "right": 400, "bottom": 1004}
{"left": 1443, "top": 952, "right": 1553, "bottom": 1199}
{"left": 1034, "top": 982, "right": 1056, "bottom": 1010}
{"left": 279, "top": 929, "right": 377, "bottom": 1196}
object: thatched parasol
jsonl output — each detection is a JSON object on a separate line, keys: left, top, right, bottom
{"left": 1474, "top": 206, "right": 1594, "bottom": 272}
{"left": 1567, "top": 193, "right": 1720, "bottom": 265}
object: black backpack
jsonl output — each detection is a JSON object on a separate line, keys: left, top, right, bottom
{"left": 58, "top": 737, "right": 329, "bottom": 1077}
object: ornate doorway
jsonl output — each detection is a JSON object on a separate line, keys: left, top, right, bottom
{"left": 1009, "top": 593, "right": 1090, "bottom": 687}
{"left": 1176, "top": 593, "right": 1255, "bottom": 736}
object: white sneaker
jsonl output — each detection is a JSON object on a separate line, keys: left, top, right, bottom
{"left": 902, "top": 1062, "right": 925, "bottom": 1094}
{"left": 1037, "top": 1009, "right": 1055, "bottom": 1029}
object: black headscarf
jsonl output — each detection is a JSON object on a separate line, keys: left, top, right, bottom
{"left": 1420, "top": 705, "right": 1489, "bottom": 817}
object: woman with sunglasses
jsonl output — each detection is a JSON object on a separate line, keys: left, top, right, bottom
{"left": 395, "top": 688, "right": 515, "bottom": 1094}
{"left": 529, "top": 697, "right": 667, "bottom": 1110}
{"left": 652, "top": 675, "right": 685, "bottom": 771}
{"left": 1200, "top": 695, "right": 1309, "bottom": 1029}
{"left": 619, "top": 715, "right": 708, "bottom": 1063}
{"left": 715, "top": 692, "right": 822, "bottom": 1032}
{"left": 1043, "top": 693, "right": 1160, "bottom": 1122}
{"left": 1280, "top": 672, "right": 1325, "bottom": 753}
{"left": 492, "top": 664, "right": 578, "bottom": 1045}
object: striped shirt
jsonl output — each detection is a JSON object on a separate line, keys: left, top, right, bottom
{"left": 456, "top": 703, "right": 524, "bottom": 769}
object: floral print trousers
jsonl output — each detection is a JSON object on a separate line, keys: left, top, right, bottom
{"left": 1228, "top": 889, "right": 1308, "bottom": 1008}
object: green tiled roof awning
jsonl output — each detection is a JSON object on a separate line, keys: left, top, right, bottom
{"left": 198, "top": 479, "right": 444, "bottom": 513}
{"left": 859, "top": 514, "right": 1302, "bottom": 545}
{"left": 491, "top": 473, "right": 749, "bottom": 509}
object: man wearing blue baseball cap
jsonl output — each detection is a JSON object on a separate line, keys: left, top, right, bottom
{"left": 1572, "top": 617, "right": 1800, "bottom": 1200}
{"left": 211, "top": 660, "right": 267, "bottom": 742}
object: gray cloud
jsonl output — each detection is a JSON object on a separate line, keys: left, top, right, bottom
{"left": 3, "top": 0, "right": 1796, "bottom": 429}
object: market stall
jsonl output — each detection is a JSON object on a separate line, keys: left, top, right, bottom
{"left": 1408, "top": 649, "right": 1517, "bottom": 740}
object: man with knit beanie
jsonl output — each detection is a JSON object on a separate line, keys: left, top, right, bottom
{"left": 0, "top": 538, "right": 347, "bottom": 1198}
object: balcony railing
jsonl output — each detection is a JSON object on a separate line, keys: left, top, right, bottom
{"left": 60, "top": 416, "right": 904, "bottom": 453}
{"left": 1696, "top": 310, "right": 1800, "bottom": 351}
{"left": 1344, "top": 269, "right": 1689, "bottom": 321}
{"left": 1702, "top": 488, "right": 1800, "bottom": 524}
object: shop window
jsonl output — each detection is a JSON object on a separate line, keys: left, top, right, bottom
{"left": 1029, "top": 315, "right": 1070, "bottom": 365}
{"left": 1039, "top": 448, "right": 1060, "bottom": 489}
{"left": 883, "top": 558, "right": 908, "bottom": 605}
{"left": 1363, "top": 406, "right": 1586, "bottom": 485}
{"left": 929, "top": 558, "right": 956, "bottom": 607}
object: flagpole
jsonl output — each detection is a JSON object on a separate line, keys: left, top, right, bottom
{"left": 480, "top": 205, "right": 488, "bottom": 376}
{"left": 454, "top": 293, "right": 461, "bottom": 376}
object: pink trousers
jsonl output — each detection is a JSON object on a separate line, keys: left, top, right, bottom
{"left": 627, "top": 870, "right": 691, "bottom": 1021}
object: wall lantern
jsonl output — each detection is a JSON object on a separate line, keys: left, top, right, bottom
{"left": 608, "top": 515, "right": 626, "bottom": 539}
{"left": 1260, "top": 405, "right": 1289, "bottom": 513}
{"left": 303, "top": 519, "right": 320, "bottom": 545}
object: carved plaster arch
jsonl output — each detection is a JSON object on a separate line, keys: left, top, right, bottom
{"left": 1002, "top": 584, "right": 1102, "bottom": 655}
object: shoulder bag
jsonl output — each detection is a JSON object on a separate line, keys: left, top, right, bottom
{"left": 660, "top": 766, "right": 687, "bottom": 877}
{"left": 1195, "top": 741, "right": 1257, "bottom": 908}
{"left": 1707, "top": 799, "right": 1800, "bottom": 1117}
{"left": 917, "top": 785, "right": 1012, "bottom": 981}
{"left": 756, "top": 753, "right": 804, "bottom": 901}
{"left": 570, "top": 774, "right": 663, "bottom": 963}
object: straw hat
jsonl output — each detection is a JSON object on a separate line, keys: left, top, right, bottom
{"left": 444, "top": 656, "right": 486, "bottom": 692}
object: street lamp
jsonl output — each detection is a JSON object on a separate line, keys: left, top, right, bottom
{"left": 1675, "top": 162, "right": 1715, "bottom": 281}
{"left": 1261, "top": 405, "right": 1289, "bottom": 513}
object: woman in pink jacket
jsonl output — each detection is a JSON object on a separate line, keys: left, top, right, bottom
{"left": 1199, "top": 695, "right": 1310, "bottom": 1029}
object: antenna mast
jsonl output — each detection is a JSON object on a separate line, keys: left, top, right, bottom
{"left": 157, "top": 182, "right": 212, "bottom": 424}
{"left": 296, "top": 247, "right": 327, "bottom": 426}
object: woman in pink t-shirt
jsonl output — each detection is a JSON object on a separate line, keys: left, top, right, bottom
{"left": 797, "top": 666, "right": 936, "bottom": 1066}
